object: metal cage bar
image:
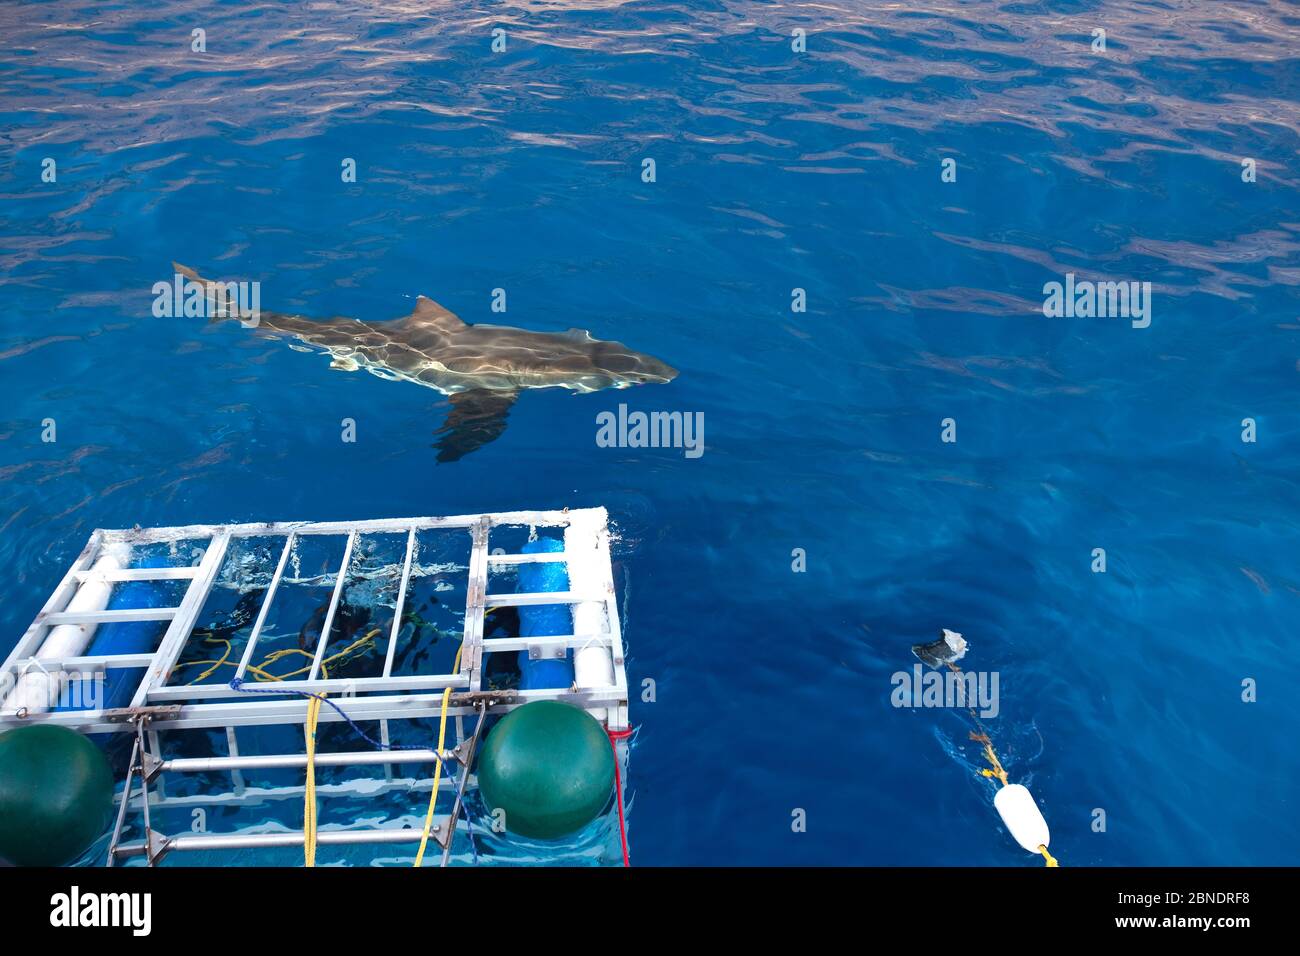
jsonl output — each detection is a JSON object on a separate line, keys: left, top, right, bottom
{"left": 382, "top": 527, "right": 417, "bottom": 679}
{"left": 230, "top": 532, "right": 295, "bottom": 685}
{"left": 307, "top": 530, "right": 357, "bottom": 682}
{"left": 462, "top": 519, "right": 490, "bottom": 693}
{"left": 131, "top": 531, "right": 231, "bottom": 708}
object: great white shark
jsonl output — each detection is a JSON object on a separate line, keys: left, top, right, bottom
{"left": 173, "top": 263, "right": 677, "bottom": 461}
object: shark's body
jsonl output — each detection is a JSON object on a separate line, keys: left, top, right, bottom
{"left": 175, "top": 263, "right": 676, "bottom": 461}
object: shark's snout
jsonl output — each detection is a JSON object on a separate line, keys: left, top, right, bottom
{"left": 596, "top": 342, "right": 677, "bottom": 385}
{"left": 636, "top": 356, "right": 677, "bottom": 384}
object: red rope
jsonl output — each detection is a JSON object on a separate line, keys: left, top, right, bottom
{"left": 608, "top": 726, "right": 634, "bottom": 867}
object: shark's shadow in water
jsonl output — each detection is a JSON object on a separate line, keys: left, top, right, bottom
{"left": 175, "top": 263, "right": 677, "bottom": 462}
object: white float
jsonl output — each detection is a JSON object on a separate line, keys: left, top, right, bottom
{"left": 565, "top": 510, "right": 617, "bottom": 724}
{"left": 1, "top": 544, "right": 128, "bottom": 715}
{"left": 993, "top": 782, "right": 1051, "bottom": 855}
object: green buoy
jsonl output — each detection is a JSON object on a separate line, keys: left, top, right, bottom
{"left": 477, "top": 701, "right": 615, "bottom": 840}
{"left": 0, "top": 725, "right": 113, "bottom": 866}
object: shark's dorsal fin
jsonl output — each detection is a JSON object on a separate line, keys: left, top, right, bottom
{"left": 397, "top": 295, "right": 466, "bottom": 333}
{"left": 563, "top": 327, "right": 595, "bottom": 342}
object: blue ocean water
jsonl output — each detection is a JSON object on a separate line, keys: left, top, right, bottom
{"left": 2, "top": 0, "right": 1299, "bottom": 866}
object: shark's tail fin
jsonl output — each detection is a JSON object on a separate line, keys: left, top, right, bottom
{"left": 172, "top": 261, "right": 203, "bottom": 284}
{"left": 171, "top": 262, "right": 251, "bottom": 324}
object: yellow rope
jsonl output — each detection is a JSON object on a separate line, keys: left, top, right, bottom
{"left": 414, "top": 644, "right": 462, "bottom": 867}
{"left": 291, "top": 633, "right": 382, "bottom": 869}
{"left": 171, "top": 628, "right": 381, "bottom": 684}
{"left": 972, "top": 733, "right": 1011, "bottom": 787}
{"left": 189, "top": 638, "right": 233, "bottom": 683}
{"left": 304, "top": 691, "right": 322, "bottom": 867}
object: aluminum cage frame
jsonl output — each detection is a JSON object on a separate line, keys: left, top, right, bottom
{"left": 0, "top": 507, "right": 630, "bottom": 865}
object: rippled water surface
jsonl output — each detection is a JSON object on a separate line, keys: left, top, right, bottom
{"left": 2, "top": 0, "right": 1299, "bottom": 865}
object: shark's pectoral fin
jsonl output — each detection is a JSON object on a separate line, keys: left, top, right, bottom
{"left": 433, "top": 388, "right": 518, "bottom": 463}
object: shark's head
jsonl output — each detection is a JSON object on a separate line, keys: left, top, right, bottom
{"left": 590, "top": 339, "right": 678, "bottom": 387}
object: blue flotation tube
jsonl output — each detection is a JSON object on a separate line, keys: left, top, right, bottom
{"left": 58, "top": 553, "right": 172, "bottom": 713}
{"left": 516, "top": 537, "right": 574, "bottom": 690}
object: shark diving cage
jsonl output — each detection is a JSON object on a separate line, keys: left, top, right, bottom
{"left": 0, "top": 507, "right": 630, "bottom": 866}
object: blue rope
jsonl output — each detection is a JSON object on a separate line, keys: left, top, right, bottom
{"left": 228, "top": 677, "right": 429, "bottom": 752}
